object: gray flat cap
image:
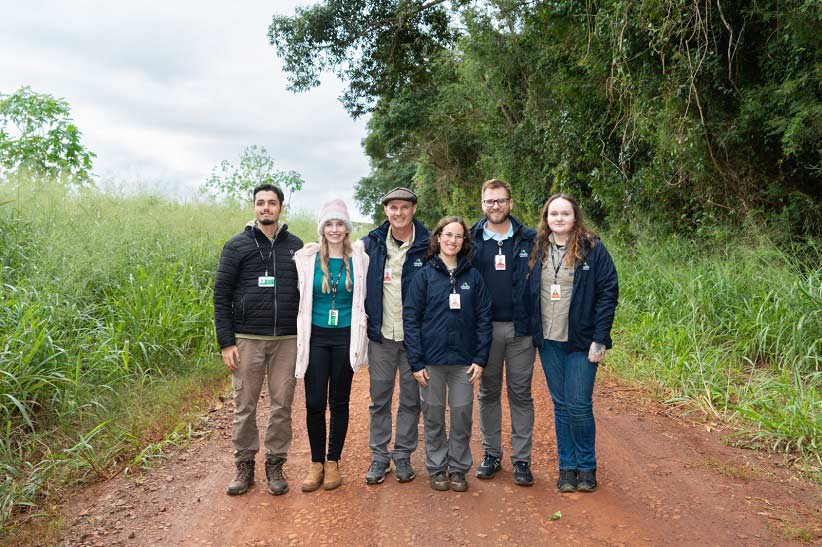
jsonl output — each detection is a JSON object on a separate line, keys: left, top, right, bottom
{"left": 381, "top": 186, "right": 418, "bottom": 205}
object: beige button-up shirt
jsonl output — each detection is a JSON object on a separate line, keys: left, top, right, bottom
{"left": 381, "top": 226, "right": 415, "bottom": 341}
{"left": 541, "top": 236, "right": 575, "bottom": 342}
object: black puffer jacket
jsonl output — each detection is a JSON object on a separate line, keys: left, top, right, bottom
{"left": 214, "top": 223, "right": 303, "bottom": 348}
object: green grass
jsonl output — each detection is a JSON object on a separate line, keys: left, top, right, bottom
{"left": 0, "top": 178, "right": 323, "bottom": 535}
{"left": 608, "top": 226, "right": 821, "bottom": 464}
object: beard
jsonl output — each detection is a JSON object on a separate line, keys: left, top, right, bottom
{"left": 487, "top": 210, "right": 509, "bottom": 224}
{"left": 259, "top": 218, "right": 275, "bottom": 225}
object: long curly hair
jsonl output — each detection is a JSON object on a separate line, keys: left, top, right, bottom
{"left": 529, "top": 193, "right": 596, "bottom": 273}
{"left": 427, "top": 216, "right": 471, "bottom": 260}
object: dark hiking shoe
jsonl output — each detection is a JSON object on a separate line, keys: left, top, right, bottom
{"left": 448, "top": 471, "right": 468, "bottom": 492}
{"left": 557, "top": 469, "right": 577, "bottom": 493}
{"left": 226, "top": 460, "right": 255, "bottom": 495}
{"left": 430, "top": 471, "right": 450, "bottom": 491}
{"left": 513, "top": 461, "right": 534, "bottom": 486}
{"left": 576, "top": 470, "right": 598, "bottom": 492}
{"left": 365, "top": 460, "right": 391, "bottom": 485}
{"left": 476, "top": 454, "right": 502, "bottom": 479}
{"left": 265, "top": 456, "right": 288, "bottom": 495}
{"left": 394, "top": 458, "right": 416, "bottom": 483}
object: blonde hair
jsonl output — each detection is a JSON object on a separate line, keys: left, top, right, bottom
{"left": 319, "top": 233, "right": 353, "bottom": 293}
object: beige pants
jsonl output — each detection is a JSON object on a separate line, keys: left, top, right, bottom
{"left": 232, "top": 337, "right": 297, "bottom": 462}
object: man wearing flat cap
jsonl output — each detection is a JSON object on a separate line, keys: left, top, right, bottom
{"left": 361, "top": 187, "right": 430, "bottom": 485}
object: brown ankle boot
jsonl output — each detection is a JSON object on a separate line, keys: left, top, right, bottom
{"left": 323, "top": 460, "right": 342, "bottom": 490}
{"left": 301, "top": 462, "right": 324, "bottom": 492}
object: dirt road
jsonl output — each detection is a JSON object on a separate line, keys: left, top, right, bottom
{"left": 57, "top": 366, "right": 820, "bottom": 547}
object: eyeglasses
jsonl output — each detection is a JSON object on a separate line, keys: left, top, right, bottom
{"left": 440, "top": 232, "right": 465, "bottom": 241}
{"left": 482, "top": 198, "right": 511, "bottom": 207}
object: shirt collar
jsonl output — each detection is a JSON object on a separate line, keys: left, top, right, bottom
{"left": 481, "top": 218, "right": 514, "bottom": 241}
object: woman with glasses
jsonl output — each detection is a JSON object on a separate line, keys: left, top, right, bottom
{"left": 527, "top": 194, "right": 618, "bottom": 493}
{"left": 403, "top": 216, "right": 492, "bottom": 492}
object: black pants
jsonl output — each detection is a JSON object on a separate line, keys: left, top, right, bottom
{"left": 305, "top": 326, "right": 354, "bottom": 462}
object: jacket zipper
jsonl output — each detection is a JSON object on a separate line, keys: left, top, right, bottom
{"left": 272, "top": 232, "right": 278, "bottom": 332}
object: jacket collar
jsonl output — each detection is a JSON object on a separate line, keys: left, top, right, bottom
{"left": 369, "top": 218, "right": 430, "bottom": 248}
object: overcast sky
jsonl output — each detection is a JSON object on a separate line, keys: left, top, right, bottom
{"left": 0, "top": 1, "right": 371, "bottom": 220}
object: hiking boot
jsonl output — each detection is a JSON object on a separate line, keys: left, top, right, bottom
{"left": 264, "top": 455, "right": 288, "bottom": 496}
{"left": 323, "top": 460, "right": 342, "bottom": 490}
{"left": 513, "top": 461, "right": 534, "bottom": 486}
{"left": 557, "top": 469, "right": 577, "bottom": 493}
{"left": 576, "top": 470, "right": 598, "bottom": 492}
{"left": 365, "top": 460, "right": 391, "bottom": 485}
{"left": 394, "top": 458, "right": 416, "bottom": 483}
{"left": 301, "top": 462, "right": 324, "bottom": 492}
{"left": 448, "top": 471, "right": 468, "bottom": 492}
{"left": 430, "top": 471, "right": 450, "bottom": 491}
{"left": 475, "top": 454, "right": 502, "bottom": 479}
{"left": 226, "top": 460, "right": 255, "bottom": 495}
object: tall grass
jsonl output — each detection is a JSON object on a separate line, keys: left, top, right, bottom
{"left": 609, "top": 226, "right": 821, "bottom": 461}
{"left": 0, "top": 178, "right": 320, "bottom": 533}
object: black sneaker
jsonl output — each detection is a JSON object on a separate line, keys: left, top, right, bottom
{"left": 512, "top": 461, "right": 534, "bottom": 486}
{"left": 394, "top": 458, "right": 416, "bottom": 483}
{"left": 448, "top": 471, "right": 468, "bottom": 492}
{"left": 556, "top": 469, "right": 577, "bottom": 493}
{"left": 576, "top": 470, "right": 598, "bottom": 492}
{"left": 475, "top": 454, "right": 502, "bottom": 479}
{"left": 365, "top": 460, "right": 391, "bottom": 485}
{"left": 430, "top": 471, "right": 450, "bottom": 491}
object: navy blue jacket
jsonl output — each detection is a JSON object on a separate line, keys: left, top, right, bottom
{"left": 403, "top": 255, "right": 493, "bottom": 372}
{"left": 362, "top": 218, "right": 430, "bottom": 343}
{"left": 469, "top": 215, "right": 536, "bottom": 336}
{"left": 528, "top": 237, "right": 619, "bottom": 352}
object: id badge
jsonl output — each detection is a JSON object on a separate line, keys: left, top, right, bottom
{"left": 258, "top": 276, "right": 276, "bottom": 287}
{"left": 328, "top": 309, "right": 339, "bottom": 326}
{"left": 494, "top": 254, "right": 506, "bottom": 271}
{"left": 449, "top": 293, "right": 461, "bottom": 310}
{"left": 550, "top": 284, "right": 561, "bottom": 301}
{"left": 383, "top": 267, "right": 392, "bottom": 284}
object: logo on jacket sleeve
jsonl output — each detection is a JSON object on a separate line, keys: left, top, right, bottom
{"left": 460, "top": 282, "right": 470, "bottom": 290}
{"left": 413, "top": 258, "right": 423, "bottom": 267}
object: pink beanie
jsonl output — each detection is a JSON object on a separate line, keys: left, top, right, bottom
{"left": 317, "top": 199, "right": 353, "bottom": 236}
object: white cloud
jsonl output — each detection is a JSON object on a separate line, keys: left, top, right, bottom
{"left": 0, "top": 0, "right": 371, "bottom": 221}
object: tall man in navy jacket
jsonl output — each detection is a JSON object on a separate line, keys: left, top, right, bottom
{"left": 470, "top": 179, "right": 538, "bottom": 486}
{"left": 362, "top": 187, "right": 430, "bottom": 485}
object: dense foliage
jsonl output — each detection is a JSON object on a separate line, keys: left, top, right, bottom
{"left": 270, "top": 0, "right": 821, "bottom": 233}
{"left": 0, "top": 87, "right": 95, "bottom": 185}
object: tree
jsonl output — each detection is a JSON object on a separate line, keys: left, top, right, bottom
{"left": 0, "top": 86, "right": 96, "bottom": 185}
{"left": 202, "top": 145, "right": 305, "bottom": 205}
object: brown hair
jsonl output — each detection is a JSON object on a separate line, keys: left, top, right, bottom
{"left": 480, "top": 178, "right": 511, "bottom": 198}
{"left": 427, "top": 216, "right": 471, "bottom": 260}
{"left": 528, "top": 193, "right": 596, "bottom": 272}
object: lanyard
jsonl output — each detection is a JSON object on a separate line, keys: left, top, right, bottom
{"left": 329, "top": 259, "right": 345, "bottom": 310}
{"left": 448, "top": 268, "right": 457, "bottom": 294}
{"left": 497, "top": 239, "right": 504, "bottom": 255}
{"left": 253, "top": 227, "right": 279, "bottom": 276}
{"left": 550, "top": 244, "right": 567, "bottom": 283}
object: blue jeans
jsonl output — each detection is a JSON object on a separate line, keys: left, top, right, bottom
{"left": 539, "top": 340, "right": 598, "bottom": 472}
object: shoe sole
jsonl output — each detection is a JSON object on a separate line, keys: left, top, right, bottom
{"left": 430, "top": 482, "right": 450, "bottom": 491}
{"left": 226, "top": 482, "right": 253, "bottom": 496}
{"left": 323, "top": 481, "right": 342, "bottom": 491}
{"left": 476, "top": 468, "right": 501, "bottom": 480}
{"left": 576, "top": 483, "right": 597, "bottom": 492}
{"left": 450, "top": 483, "right": 468, "bottom": 492}
{"left": 301, "top": 483, "right": 322, "bottom": 492}
{"left": 514, "top": 479, "right": 534, "bottom": 487}
{"left": 267, "top": 486, "right": 288, "bottom": 496}
{"left": 557, "top": 484, "right": 576, "bottom": 493}
{"left": 396, "top": 472, "right": 416, "bottom": 483}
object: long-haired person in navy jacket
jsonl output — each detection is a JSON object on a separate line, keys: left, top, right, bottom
{"left": 528, "top": 194, "right": 618, "bottom": 493}
{"left": 403, "top": 216, "right": 492, "bottom": 492}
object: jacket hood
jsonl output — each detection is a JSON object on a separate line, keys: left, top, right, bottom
{"left": 244, "top": 221, "right": 290, "bottom": 242}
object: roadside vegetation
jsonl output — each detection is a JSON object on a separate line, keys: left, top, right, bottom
{"left": 0, "top": 178, "right": 317, "bottom": 534}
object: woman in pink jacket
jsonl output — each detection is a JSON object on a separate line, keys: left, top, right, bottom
{"left": 294, "top": 199, "right": 369, "bottom": 492}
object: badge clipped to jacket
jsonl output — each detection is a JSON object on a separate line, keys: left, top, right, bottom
{"left": 494, "top": 254, "right": 506, "bottom": 271}
{"left": 449, "top": 293, "right": 461, "bottom": 309}
{"left": 328, "top": 309, "right": 339, "bottom": 326}
{"left": 383, "top": 267, "right": 392, "bottom": 284}
{"left": 258, "top": 276, "right": 276, "bottom": 287}
{"left": 550, "top": 284, "right": 561, "bottom": 301}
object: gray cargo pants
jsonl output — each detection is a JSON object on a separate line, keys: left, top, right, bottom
{"left": 232, "top": 337, "right": 297, "bottom": 462}
{"left": 420, "top": 365, "right": 474, "bottom": 474}
{"left": 477, "top": 322, "right": 536, "bottom": 463}
{"left": 368, "top": 339, "right": 421, "bottom": 463}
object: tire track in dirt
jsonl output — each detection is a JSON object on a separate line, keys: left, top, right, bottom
{"left": 58, "top": 364, "right": 821, "bottom": 547}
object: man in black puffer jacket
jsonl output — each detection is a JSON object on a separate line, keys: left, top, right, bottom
{"left": 213, "top": 183, "right": 303, "bottom": 497}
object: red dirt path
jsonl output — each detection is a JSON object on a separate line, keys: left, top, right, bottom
{"left": 57, "top": 365, "right": 820, "bottom": 547}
